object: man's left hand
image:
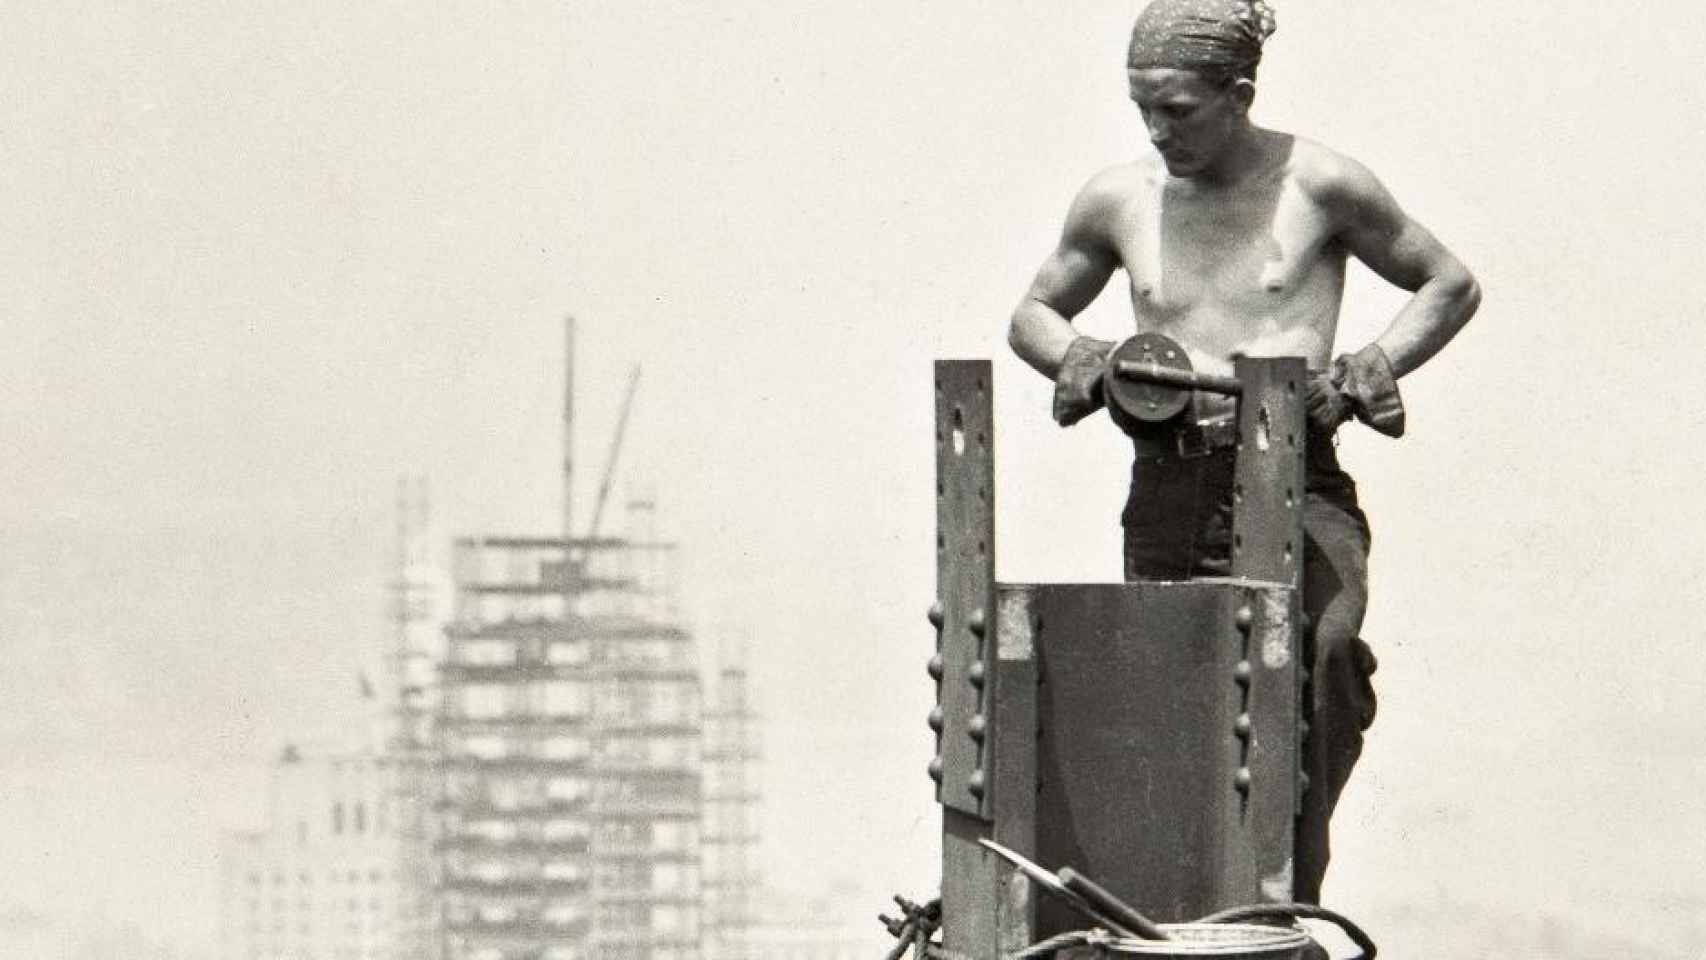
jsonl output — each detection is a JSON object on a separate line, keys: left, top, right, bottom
{"left": 1304, "top": 372, "right": 1354, "bottom": 434}
{"left": 1306, "top": 344, "right": 1407, "bottom": 438}
{"left": 1333, "top": 343, "right": 1406, "bottom": 437}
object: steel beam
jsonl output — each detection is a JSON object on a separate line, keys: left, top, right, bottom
{"left": 1231, "top": 357, "right": 1307, "bottom": 587}
{"left": 932, "top": 359, "right": 997, "bottom": 819}
{"left": 934, "top": 360, "right": 1000, "bottom": 960}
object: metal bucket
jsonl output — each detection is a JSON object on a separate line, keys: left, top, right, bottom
{"left": 1096, "top": 923, "right": 1311, "bottom": 959}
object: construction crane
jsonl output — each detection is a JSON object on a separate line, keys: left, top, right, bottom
{"left": 587, "top": 364, "right": 642, "bottom": 539}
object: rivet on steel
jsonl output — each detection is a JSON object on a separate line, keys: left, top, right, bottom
{"left": 927, "top": 602, "right": 945, "bottom": 629}
{"left": 1234, "top": 767, "right": 1252, "bottom": 793}
{"left": 1235, "top": 605, "right": 1254, "bottom": 631}
{"left": 967, "top": 608, "right": 986, "bottom": 638}
{"left": 928, "top": 756, "right": 944, "bottom": 782}
{"left": 968, "top": 713, "right": 986, "bottom": 742}
{"left": 1234, "top": 713, "right": 1251, "bottom": 738}
{"left": 928, "top": 706, "right": 944, "bottom": 733}
{"left": 967, "top": 769, "right": 986, "bottom": 797}
{"left": 1299, "top": 771, "right": 1311, "bottom": 794}
{"left": 968, "top": 660, "right": 986, "bottom": 688}
{"left": 1234, "top": 660, "right": 1252, "bottom": 686}
{"left": 927, "top": 654, "right": 944, "bottom": 681}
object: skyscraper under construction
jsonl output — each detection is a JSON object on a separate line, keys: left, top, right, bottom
{"left": 436, "top": 524, "right": 703, "bottom": 960}
{"left": 431, "top": 320, "right": 745, "bottom": 960}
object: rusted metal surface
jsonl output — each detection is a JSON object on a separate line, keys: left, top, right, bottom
{"left": 975, "top": 580, "right": 1300, "bottom": 936}
{"left": 933, "top": 360, "right": 997, "bottom": 820}
{"left": 1229, "top": 358, "right": 1306, "bottom": 906}
{"left": 1241, "top": 584, "right": 1302, "bottom": 904}
{"left": 935, "top": 360, "right": 1000, "bottom": 959}
{"left": 942, "top": 809, "right": 1002, "bottom": 958}
{"left": 1020, "top": 581, "right": 1242, "bottom": 930}
{"left": 993, "top": 589, "right": 1040, "bottom": 956}
{"left": 1230, "top": 357, "right": 1306, "bottom": 587}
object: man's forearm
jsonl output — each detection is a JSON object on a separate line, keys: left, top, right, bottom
{"left": 1372, "top": 267, "right": 1482, "bottom": 379}
{"left": 1008, "top": 298, "right": 1086, "bottom": 380}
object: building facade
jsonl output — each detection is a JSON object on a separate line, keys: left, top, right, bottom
{"left": 218, "top": 747, "right": 411, "bottom": 960}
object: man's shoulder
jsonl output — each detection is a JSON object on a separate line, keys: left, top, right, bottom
{"left": 1282, "top": 136, "right": 1386, "bottom": 207}
{"left": 1066, "top": 160, "right": 1159, "bottom": 228}
{"left": 1082, "top": 158, "right": 1159, "bottom": 193}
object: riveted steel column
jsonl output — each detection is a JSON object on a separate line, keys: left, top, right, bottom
{"left": 932, "top": 359, "right": 996, "bottom": 819}
{"left": 1230, "top": 357, "right": 1306, "bottom": 587}
{"left": 934, "top": 360, "right": 1001, "bottom": 960}
{"left": 1236, "top": 584, "right": 1302, "bottom": 904}
{"left": 992, "top": 587, "right": 1039, "bottom": 955}
{"left": 1229, "top": 356, "right": 1306, "bottom": 904}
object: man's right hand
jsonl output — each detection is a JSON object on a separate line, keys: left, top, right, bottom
{"left": 1052, "top": 336, "right": 1115, "bottom": 427}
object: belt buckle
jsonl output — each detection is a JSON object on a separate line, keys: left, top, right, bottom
{"left": 1175, "top": 425, "right": 1212, "bottom": 459}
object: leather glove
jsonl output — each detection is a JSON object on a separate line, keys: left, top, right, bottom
{"left": 1304, "top": 370, "right": 1354, "bottom": 434}
{"left": 1332, "top": 343, "right": 1405, "bottom": 438}
{"left": 1052, "top": 336, "right": 1115, "bottom": 427}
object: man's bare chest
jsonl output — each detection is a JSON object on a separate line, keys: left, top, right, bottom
{"left": 1115, "top": 177, "right": 1342, "bottom": 320}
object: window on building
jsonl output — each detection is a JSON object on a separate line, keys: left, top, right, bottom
{"left": 354, "top": 802, "right": 366, "bottom": 834}
{"left": 332, "top": 801, "right": 345, "bottom": 835}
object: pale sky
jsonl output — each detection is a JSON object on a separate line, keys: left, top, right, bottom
{"left": 3, "top": 1, "right": 1704, "bottom": 956}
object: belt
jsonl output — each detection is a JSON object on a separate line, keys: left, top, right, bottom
{"left": 1131, "top": 416, "right": 1240, "bottom": 460}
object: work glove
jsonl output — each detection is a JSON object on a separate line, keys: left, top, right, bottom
{"left": 1052, "top": 336, "right": 1115, "bottom": 427}
{"left": 1303, "top": 371, "right": 1355, "bottom": 434}
{"left": 1305, "top": 343, "right": 1406, "bottom": 438}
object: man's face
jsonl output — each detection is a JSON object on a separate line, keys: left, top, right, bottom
{"left": 1127, "top": 67, "right": 1250, "bottom": 177}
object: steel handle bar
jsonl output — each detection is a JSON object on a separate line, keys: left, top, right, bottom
{"left": 1111, "top": 359, "right": 1243, "bottom": 397}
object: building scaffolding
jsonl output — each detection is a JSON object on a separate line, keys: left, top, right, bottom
{"left": 432, "top": 318, "right": 718, "bottom": 960}
{"left": 390, "top": 474, "right": 439, "bottom": 960}
{"left": 436, "top": 528, "right": 698, "bottom": 960}
{"left": 702, "top": 646, "right": 761, "bottom": 960}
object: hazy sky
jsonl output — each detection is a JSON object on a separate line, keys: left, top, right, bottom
{"left": 4, "top": 1, "right": 1705, "bottom": 955}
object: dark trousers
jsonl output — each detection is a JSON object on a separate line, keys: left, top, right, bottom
{"left": 1120, "top": 435, "right": 1378, "bottom": 904}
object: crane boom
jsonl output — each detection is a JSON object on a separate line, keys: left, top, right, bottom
{"left": 588, "top": 365, "right": 642, "bottom": 538}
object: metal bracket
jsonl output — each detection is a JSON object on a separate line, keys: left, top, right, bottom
{"left": 1231, "top": 357, "right": 1306, "bottom": 586}
{"left": 932, "top": 359, "right": 996, "bottom": 821}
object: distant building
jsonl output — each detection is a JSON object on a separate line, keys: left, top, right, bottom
{"left": 435, "top": 515, "right": 706, "bottom": 960}
{"left": 701, "top": 658, "right": 760, "bottom": 960}
{"left": 218, "top": 746, "right": 411, "bottom": 960}
{"left": 222, "top": 330, "right": 761, "bottom": 960}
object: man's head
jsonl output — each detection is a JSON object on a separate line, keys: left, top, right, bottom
{"left": 1126, "top": 0, "right": 1276, "bottom": 177}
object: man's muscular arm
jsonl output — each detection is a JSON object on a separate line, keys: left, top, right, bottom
{"left": 1317, "top": 155, "right": 1483, "bottom": 379}
{"left": 1008, "top": 175, "right": 1124, "bottom": 379}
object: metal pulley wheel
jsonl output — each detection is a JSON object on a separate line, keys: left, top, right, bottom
{"left": 1104, "top": 332, "right": 1195, "bottom": 430}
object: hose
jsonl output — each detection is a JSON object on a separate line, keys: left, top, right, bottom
{"left": 1196, "top": 903, "right": 1377, "bottom": 960}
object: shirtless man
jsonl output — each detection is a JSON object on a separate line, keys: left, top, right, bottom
{"left": 1008, "top": 0, "right": 1481, "bottom": 904}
